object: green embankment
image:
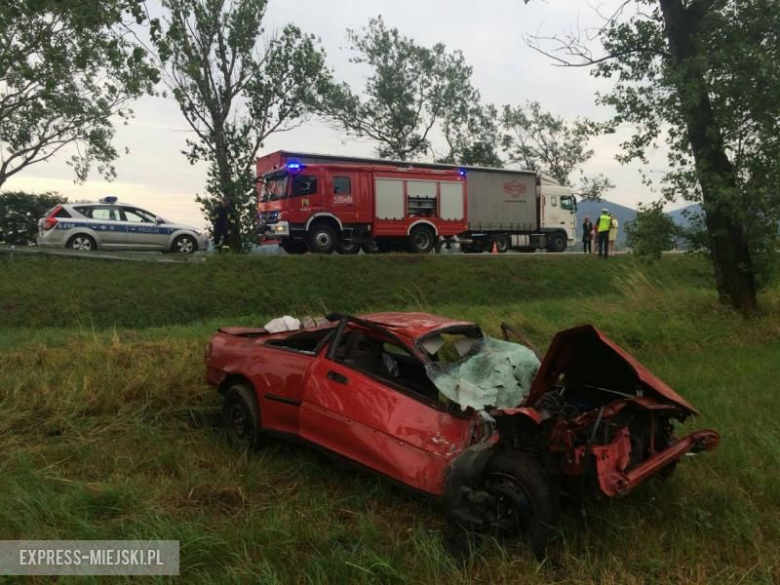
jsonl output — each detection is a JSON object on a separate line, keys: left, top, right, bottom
{"left": 0, "top": 253, "right": 778, "bottom": 584}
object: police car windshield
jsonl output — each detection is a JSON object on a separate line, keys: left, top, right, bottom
{"left": 262, "top": 172, "right": 288, "bottom": 202}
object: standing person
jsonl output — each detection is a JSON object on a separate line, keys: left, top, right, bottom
{"left": 596, "top": 208, "right": 611, "bottom": 258}
{"left": 581, "top": 216, "right": 593, "bottom": 254}
{"left": 211, "top": 197, "right": 232, "bottom": 252}
{"left": 609, "top": 214, "right": 619, "bottom": 257}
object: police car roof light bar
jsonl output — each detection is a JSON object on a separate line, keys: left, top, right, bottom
{"left": 100, "top": 196, "right": 118, "bottom": 204}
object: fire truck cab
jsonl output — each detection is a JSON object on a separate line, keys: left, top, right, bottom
{"left": 257, "top": 158, "right": 468, "bottom": 254}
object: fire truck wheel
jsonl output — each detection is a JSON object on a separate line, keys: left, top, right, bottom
{"left": 361, "top": 240, "right": 381, "bottom": 254}
{"left": 306, "top": 224, "right": 337, "bottom": 254}
{"left": 408, "top": 225, "right": 436, "bottom": 254}
{"left": 336, "top": 240, "right": 360, "bottom": 254}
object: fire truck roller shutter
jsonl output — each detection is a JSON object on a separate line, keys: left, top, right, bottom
{"left": 439, "top": 181, "right": 464, "bottom": 220}
{"left": 375, "top": 179, "right": 404, "bottom": 219}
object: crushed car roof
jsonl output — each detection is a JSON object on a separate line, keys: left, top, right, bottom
{"left": 359, "top": 312, "right": 476, "bottom": 343}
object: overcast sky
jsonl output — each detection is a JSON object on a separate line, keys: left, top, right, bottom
{"left": 5, "top": 0, "right": 675, "bottom": 228}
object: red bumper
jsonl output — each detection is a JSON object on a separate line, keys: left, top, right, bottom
{"left": 594, "top": 429, "right": 720, "bottom": 497}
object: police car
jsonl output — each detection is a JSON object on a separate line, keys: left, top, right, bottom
{"left": 36, "top": 197, "right": 210, "bottom": 254}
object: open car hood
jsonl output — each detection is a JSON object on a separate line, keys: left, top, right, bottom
{"left": 526, "top": 325, "right": 699, "bottom": 416}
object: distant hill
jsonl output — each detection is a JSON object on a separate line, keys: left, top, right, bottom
{"left": 668, "top": 204, "right": 702, "bottom": 228}
{"left": 577, "top": 199, "right": 637, "bottom": 248}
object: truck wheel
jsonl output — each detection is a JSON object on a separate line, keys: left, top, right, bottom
{"left": 281, "top": 240, "right": 307, "bottom": 255}
{"left": 336, "top": 240, "right": 360, "bottom": 254}
{"left": 306, "top": 224, "right": 337, "bottom": 254}
{"left": 547, "top": 233, "right": 567, "bottom": 253}
{"left": 481, "top": 451, "right": 559, "bottom": 558}
{"left": 223, "top": 384, "right": 262, "bottom": 451}
{"left": 492, "top": 234, "right": 510, "bottom": 253}
{"left": 361, "top": 240, "right": 381, "bottom": 254}
{"left": 408, "top": 226, "right": 435, "bottom": 253}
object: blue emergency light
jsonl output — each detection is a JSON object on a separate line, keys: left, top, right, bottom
{"left": 99, "top": 196, "right": 118, "bottom": 204}
{"left": 286, "top": 162, "right": 305, "bottom": 171}
{"left": 458, "top": 168, "right": 467, "bottom": 177}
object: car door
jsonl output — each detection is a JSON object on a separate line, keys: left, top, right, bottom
{"left": 78, "top": 205, "right": 125, "bottom": 247}
{"left": 121, "top": 207, "right": 169, "bottom": 250}
{"left": 328, "top": 171, "right": 359, "bottom": 224}
{"left": 298, "top": 323, "right": 473, "bottom": 495}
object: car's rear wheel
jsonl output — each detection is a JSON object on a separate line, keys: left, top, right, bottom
{"left": 481, "top": 451, "right": 559, "bottom": 557}
{"left": 223, "top": 384, "right": 261, "bottom": 451}
{"left": 172, "top": 235, "right": 197, "bottom": 254}
{"left": 68, "top": 234, "right": 96, "bottom": 252}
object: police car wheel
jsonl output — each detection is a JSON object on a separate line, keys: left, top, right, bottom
{"left": 68, "top": 234, "right": 96, "bottom": 252}
{"left": 173, "top": 235, "right": 197, "bottom": 254}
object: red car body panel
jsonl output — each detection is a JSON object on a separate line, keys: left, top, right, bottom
{"left": 528, "top": 325, "right": 699, "bottom": 415}
{"left": 206, "top": 314, "right": 719, "bottom": 506}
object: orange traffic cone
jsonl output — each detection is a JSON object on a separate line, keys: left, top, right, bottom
{"left": 491, "top": 241, "right": 498, "bottom": 255}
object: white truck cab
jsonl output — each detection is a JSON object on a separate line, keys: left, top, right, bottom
{"left": 540, "top": 177, "right": 577, "bottom": 246}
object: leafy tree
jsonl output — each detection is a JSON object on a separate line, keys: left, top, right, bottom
{"left": 320, "top": 17, "right": 479, "bottom": 162}
{"left": 501, "top": 101, "right": 613, "bottom": 198}
{"left": 0, "top": 1, "right": 158, "bottom": 189}
{"left": 152, "top": 0, "right": 330, "bottom": 252}
{"left": 525, "top": 0, "right": 780, "bottom": 313}
{"left": 625, "top": 202, "right": 677, "bottom": 261}
{"left": 0, "top": 191, "right": 66, "bottom": 246}
{"left": 440, "top": 104, "right": 504, "bottom": 167}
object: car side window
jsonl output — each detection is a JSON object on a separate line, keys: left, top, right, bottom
{"left": 334, "top": 327, "right": 441, "bottom": 403}
{"left": 123, "top": 207, "right": 156, "bottom": 223}
{"left": 291, "top": 175, "right": 318, "bottom": 197}
{"left": 76, "top": 206, "right": 120, "bottom": 221}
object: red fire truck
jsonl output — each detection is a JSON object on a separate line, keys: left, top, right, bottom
{"left": 256, "top": 151, "right": 577, "bottom": 254}
{"left": 256, "top": 152, "right": 467, "bottom": 254}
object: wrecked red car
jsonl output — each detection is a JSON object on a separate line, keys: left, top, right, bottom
{"left": 205, "top": 312, "right": 719, "bottom": 554}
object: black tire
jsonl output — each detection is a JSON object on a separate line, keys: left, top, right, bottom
{"left": 281, "top": 240, "right": 307, "bottom": 255}
{"left": 408, "top": 225, "right": 436, "bottom": 253}
{"left": 481, "top": 451, "right": 559, "bottom": 557}
{"left": 361, "top": 240, "right": 381, "bottom": 254}
{"left": 492, "top": 234, "right": 511, "bottom": 254}
{"left": 547, "top": 233, "right": 567, "bottom": 253}
{"left": 172, "top": 234, "right": 197, "bottom": 254}
{"left": 335, "top": 239, "right": 360, "bottom": 254}
{"left": 68, "top": 234, "right": 97, "bottom": 252}
{"left": 222, "top": 384, "right": 261, "bottom": 451}
{"left": 306, "top": 224, "right": 337, "bottom": 254}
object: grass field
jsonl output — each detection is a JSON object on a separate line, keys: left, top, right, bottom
{"left": 0, "top": 253, "right": 779, "bottom": 583}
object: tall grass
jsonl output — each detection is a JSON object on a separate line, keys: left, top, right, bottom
{"left": 0, "top": 255, "right": 778, "bottom": 582}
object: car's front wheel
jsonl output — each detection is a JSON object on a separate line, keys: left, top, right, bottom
{"left": 222, "top": 384, "right": 261, "bottom": 451}
{"left": 481, "top": 451, "right": 559, "bottom": 557}
{"left": 173, "top": 235, "right": 197, "bottom": 254}
{"left": 68, "top": 234, "right": 97, "bottom": 252}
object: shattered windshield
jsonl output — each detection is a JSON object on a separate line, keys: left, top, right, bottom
{"left": 425, "top": 337, "right": 541, "bottom": 411}
{"left": 261, "top": 173, "right": 289, "bottom": 202}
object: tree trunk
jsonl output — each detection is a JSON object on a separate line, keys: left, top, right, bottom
{"left": 659, "top": 0, "right": 758, "bottom": 314}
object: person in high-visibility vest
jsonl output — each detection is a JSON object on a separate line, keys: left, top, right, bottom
{"left": 596, "top": 208, "right": 611, "bottom": 258}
